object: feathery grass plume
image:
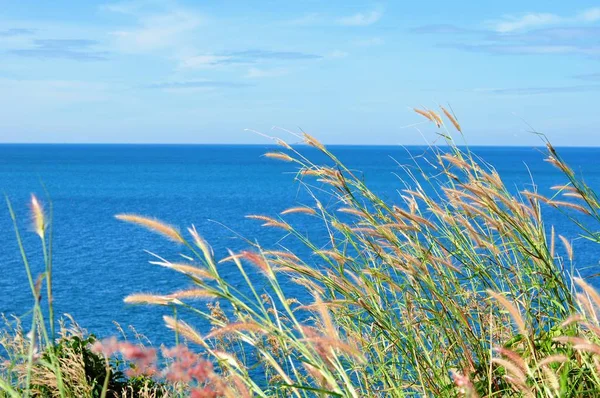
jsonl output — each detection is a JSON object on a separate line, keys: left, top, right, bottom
{"left": 163, "top": 316, "right": 207, "bottom": 347}
{"left": 487, "top": 290, "right": 527, "bottom": 336}
{"left": 413, "top": 107, "right": 436, "bottom": 124}
{"left": 535, "top": 355, "right": 568, "bottom": 369}
{"left": 574, "top": 277, "right": 600, "bottom": 312}
{"left": 30, "top": 194, "right": 45, "bottom": 239}
{"left": 428, "top": 109, "right": 443, "bottom": 127}
{"left": 245, "top": 214, "right": 291, "bottom": 230}
{"left": 553, "top": 336, "right": 589, "bottom": 346}
{"left": 239, "top": 251, "right": 274, "bottom": 279}
{"left": 167, "top": 288, "right": 218, "bottom": 300}
{"left": 314, "top": 250, "right": 349, "bottom": 265}
{"left": 572, "top": 342, "right": 600, "bottom": 356}
{"left": 561, "top": 314, "right": 583, "bottom": 327}
{"left": 188, "top": 225, "right": 215, "bottom": 267}
{"left": 150, "top": 261, "right": 215, "bottom": 280}
{"left": 440, "top": 106, "right": 462, "bottom": 133}
{"left": 562, "top": 191, "right": 585, "bottom": 200}
{"left": 492, "top": 359, "right": 528, "bottom": 384}
{"left": 115, "top": 214, "right": 184, "bottom": 243}
{"left": 558, "top": 235, "right": 573, "bottom": 261}
{"left": 124, "top": 294, "right": 174, "bottom": 305}
{"left": 218, "top": 253, "right": 244, "bottom": 264}
{"left": 264, "top": 152, "right": 294, "bottom": 162}
{"left": 495, "top": 347, "right": 529, "bottom": 374}
{"left": 302, "top": 132, "right": 325, "bottom": 150}
{"left": 275, "top": 138, "right": 293, "bottom": 150}
{"left": 263, "top": 250, "right": 301, "bottom": 262}
{"left": 301, "top": 327, "right": 364, "bottom": 362}
{"left": 280, "top": 206, "right": 317, "bottom": 215}
{"left": 204, "top": 322, "right": 264, "bottom": 339}
{"left": 547, "top": 199, "right": 591, "bottom": 215}
{"left": 551, "top": 184, "right": 579, "bottom": 193}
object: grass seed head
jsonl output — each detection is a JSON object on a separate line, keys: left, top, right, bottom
{"left": 115, "top": 214, "right": 184, "bottom": 243}
{"left": 30, "top": 194, "right": 45, "bottom": 239}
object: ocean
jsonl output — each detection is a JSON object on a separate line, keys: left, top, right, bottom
{"left": 0, "top": 144, "right": 599, "bottom": 346}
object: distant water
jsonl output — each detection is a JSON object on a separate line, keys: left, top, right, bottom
{"left": 0, "top": 144, "right": 599, "bottom": 346}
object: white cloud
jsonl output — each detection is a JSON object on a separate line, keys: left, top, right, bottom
{"left": 337, "top": 9, "right": 383, "bottom": 26}
{"left": 178, "top": 54, "right": 232, "bottom": 69}
{"left": 490, "top": 7, "right": 600, "bottom": 33}
{"left": 578, "top": 7, "right": 600, "bottom": 22}
{"left": 492, "top": 13, "right": 561, "bottom": 33}
{"left": 245, "top": 67, "right": 289, "bottom": 78}
{"left": 106, "top": 3, "right": 204, "bottom": 53}
{"left": 327, "top": 50, "right": 349, "bottom": 58}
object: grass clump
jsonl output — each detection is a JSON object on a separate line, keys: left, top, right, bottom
{"left": 2, "top": 107, "right": 600, "bottom": 396}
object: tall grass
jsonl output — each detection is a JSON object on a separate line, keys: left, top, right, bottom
{"left": 2, "top": 107, "right": 600, "bottom": 396}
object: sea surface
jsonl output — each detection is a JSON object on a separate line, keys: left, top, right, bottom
{"left": 0, "top": 144, "right": 599, "bottom": 346}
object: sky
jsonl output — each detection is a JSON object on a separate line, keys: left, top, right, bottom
{"left": 0, "top": 0, "right": 599, "bottom": 146}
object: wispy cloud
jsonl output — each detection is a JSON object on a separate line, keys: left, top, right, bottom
{"left": 573, "top": 72, "right": 600, "bottom": 81}
{"left": 490, "top": 13, "right": 561, "bottom": 33}
{"left": 145, "top": 80, "right": 251, "bottom": 90}
{"left": 179, "top": 49, "right": 322, "bottom": 69}
{"left": 410, "top": 25, "right": 482, "bottom": 35}
{"left": 327, "top": 50, "right": 349, "bottom": 58}
{"left": 9, "top": 39, "right": 108, "bottom": 61}
{"left": 441, "top": 42, "right": 600, "bottom": 57}
{"left": 0, "top": 28, "right": 36, "bottom": 37}
{"left": 474, "top": 85, "right": 600, "bottom": 95}
{"left": 412, "top": 8, "right": 600, "bottom": 59}
{"left": 245, "top": 67, "right": 289, "bottom": 78}
{"left": 287, "top": 7, "right": 383, "bottom": 27}
{"left": 104, "top": 1, "right": 203, "bottom": 53}
{"left": 487, "top": 7, "right": 600, "bottom": 33}
{"left": 337, "top": 8, "right": 383, "bottom": 26}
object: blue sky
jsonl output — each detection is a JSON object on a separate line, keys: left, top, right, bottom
{"left": 0, "top": 1, "right": 599, "bottom": 145}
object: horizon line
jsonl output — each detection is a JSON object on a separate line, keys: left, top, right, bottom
{"left": 0, "top": 142, "right": 599, "bottom": 149}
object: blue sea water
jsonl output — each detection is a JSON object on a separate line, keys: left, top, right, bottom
{"left": 0, "top": 144, "right": 599, "bottom": 347}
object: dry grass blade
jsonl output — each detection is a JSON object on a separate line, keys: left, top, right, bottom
{"left": 115, "top": 214, "right": 184, "bottom": 243}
